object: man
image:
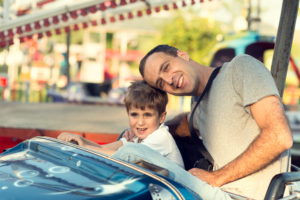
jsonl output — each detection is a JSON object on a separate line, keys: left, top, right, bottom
{"left": 136, "top": 44, "right": 293, "bottom": 199}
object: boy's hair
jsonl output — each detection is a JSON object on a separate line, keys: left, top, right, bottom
{"left": 124, "top": 80, "right": 168, "bottom": 115}
{"left": 139, "top": 45, "right": 178, "bottom": 77}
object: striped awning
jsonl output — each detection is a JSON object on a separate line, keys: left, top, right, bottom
{"left": 0, "top": 0, "right": 208, "bottom": 48}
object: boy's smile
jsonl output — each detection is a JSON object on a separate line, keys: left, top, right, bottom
{"left": 128, "top": 106, "right": 166, "bottom": 140}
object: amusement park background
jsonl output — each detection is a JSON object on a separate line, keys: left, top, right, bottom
{"left": 0, "top": 0, "right": 298, "bottom": 110}
{"left": 0, "top": 0, "right": 299, "bottom": 111}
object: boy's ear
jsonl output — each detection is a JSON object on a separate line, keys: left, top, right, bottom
{"left": 159, "top": 112, "right": 167, "bottom": 124}
{"left": 177, "top": 50, "right": 189, "bottom": 61}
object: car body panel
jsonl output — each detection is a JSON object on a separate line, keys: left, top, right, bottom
{"left": 0, "top": 136, "right": 200, "bottom": 200}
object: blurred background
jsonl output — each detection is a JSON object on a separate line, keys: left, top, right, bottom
{"left": 1, "top": 0, "right": 300, "bottom": 161}
{"left": 0, "top": 0, "right": 299, "bottom": 111}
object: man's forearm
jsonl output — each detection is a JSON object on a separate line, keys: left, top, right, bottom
{"left": 212, "top": 96, "right": 293, "bottom": 186}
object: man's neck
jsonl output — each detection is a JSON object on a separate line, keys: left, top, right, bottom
{"left": 196, "top": 65, "right": 215, "bottom": 96}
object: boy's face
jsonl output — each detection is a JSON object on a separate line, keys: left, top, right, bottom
{"left": 128, "top": 106, "right": 166, "bottom": 140}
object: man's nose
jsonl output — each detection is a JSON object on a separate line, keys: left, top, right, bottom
{"left": 161, "top": 74, "right": 173, "bottom": 86}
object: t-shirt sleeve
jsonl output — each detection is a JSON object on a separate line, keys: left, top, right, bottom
{"left": 141, "top": 130, "right": 172, "bottom": 156}
{"left": 232, "top": 54, "right": 280, "bottom": 110}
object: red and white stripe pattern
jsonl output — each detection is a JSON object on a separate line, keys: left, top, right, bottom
{"left": 0, "top": 0, "right": 209, "bottom": 48}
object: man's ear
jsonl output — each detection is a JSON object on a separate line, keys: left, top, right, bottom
{"left": 177, "top": 50, "right": 190, "bottom": 61}
{"left": 160, "top": 112, "right": 167, "bottom": 124}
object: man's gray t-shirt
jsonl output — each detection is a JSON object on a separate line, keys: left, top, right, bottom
{"left": 194, "top": 54, "right": 289, "bottom": 199}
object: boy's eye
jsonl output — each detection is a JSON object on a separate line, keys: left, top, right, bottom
{"left": 157, "top": 78, "right": 164, "bottom": 89}
{"left": 159, "top": 82, "right": 164, "bottom": 89}
{"left": 144, "top": 113, "right": 152, "bottom": 117}
{"left": 130, "top": 113, "right": 137, "bottom": 117}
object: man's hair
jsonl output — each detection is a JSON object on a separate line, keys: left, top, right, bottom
{"left": 124, "top": 80, "right": 168, "bottom": 115}
{"left": 139, "top": 45, "right": 178, "bottom": 77}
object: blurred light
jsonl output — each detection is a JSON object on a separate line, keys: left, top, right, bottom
{"left": 128, "top": 12, "right": 133, "bottom": 19}
{"left": 155, "top": 7, "right": 160, "bottom": 12}
{"left": 104, "top": 1, "right": 111, "bottom": 7}
{"left": 64, "top": 26, "right": 70, "bottom": 33}
{"left": 25, "top": 24, "right": 32, "bottom": 32}
{"left": 163, "top": 5, "right": 169, "bottom": 10}
{"left": 173, "top": 3, "right": 178, "bottom": 9}
{"left": 52, "top": 16, "right": 59, "bottom": 24}
{"left": 19, "top": 37, "right": 25, "bottom": 43}
{"left": 82, "top": 22, "right": 88, "bottom": 28}
{"left": 17, "top": 27, "right": 23, "bottom": 34}
{"left": 111, "top": 0, "right": 117, "bottom": 8}
{"left": 91, "top": 20, "right": 97, "bottom": 26}
{"left": 80, "top": 9, "right": 88, "bottom": 16}
{"left": 101, "top": 18, "right": 107, "bottom": 24}
{"left": 146, "top": 8, "right": 151, "bottom": 15}
{"left": 137, "top": 10, "right": 143, "bottom": 17}
{"left": 119, "top": 14, "right": 125, "bottom": 21}
{"left": 73, "top": 24, "right": 80, "bottom": 31}
{"left": 55, "top": 28, "right": 61, "bottom": 35}
{"left": 0, "top": 77, "right": 8, "bottom": 87}
{"left": 0, "top": 41, "right": 6, "bottom": 48}
{"left": 89, "top": 6, "right": 97, "bottom": 13}
{"left": 99, "top": 3, "right": 106, "bottom": 11}
{"left": 38, "top": 32, "right": 43, "bottom": 39}
{"left": 120, "top": 0, "right": 127, "bottom": 6}
{"left": 62, "top": 13, "right": 68, "bottom": 22}
{"left": 110, "top": 16, "right": 116, "bottom": 23}
{"left": 182, "top": 0, "right": 187, "bottom": 7}
{"left": 70, "top": 11, "right": 78, "bottom": 19}
{"left": 8, "top": 29, "right": 14, "bottom": 39}
{"left": 233, "top": 16, "right": 247, "bottom": 32}
{"left": 34, "top": 21, "right": 41, "bottom": 30}
{"left": 45, "top": 31, "right": 52, "bottom": 37}
{"left": 8, "top": 39, "right": 14, "bottom": 46}
{"left": 43, "top": 18, "right": 50, "bottom": 27}
{"left": 0, "top": 32, "right": 5, "bottom": 40}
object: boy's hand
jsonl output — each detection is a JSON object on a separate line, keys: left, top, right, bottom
{"left": 57, "top": 132, "right": 85, "bottom": 146}
{"left": 122, "top": 129, "right": 135, "bottom": 142}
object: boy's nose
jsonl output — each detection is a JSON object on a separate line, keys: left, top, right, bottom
{"left": 137, "top": 117, "right": 144, "bottom": 125}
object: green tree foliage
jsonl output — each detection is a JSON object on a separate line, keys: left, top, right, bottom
{"left": 159, "top": 12, "right": 222, "bottom": 65}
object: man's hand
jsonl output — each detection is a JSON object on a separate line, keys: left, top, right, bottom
{"left": 189, "top": 168, "right": 219, "bottom": 186}
{"left": 121, "top": 129, "right": 135, "bottom": 142}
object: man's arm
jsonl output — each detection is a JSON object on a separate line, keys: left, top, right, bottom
{"left": 189, "top": 95, "right": 293, "bottom": 186}
{"left": 164, "top": 112, "right": 191, "bottom": 137}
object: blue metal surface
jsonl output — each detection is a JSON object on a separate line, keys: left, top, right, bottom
{"left": 0, "top": 137, "right": 200, "bottom": 200}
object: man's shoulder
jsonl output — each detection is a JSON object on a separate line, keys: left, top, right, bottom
{"left": 232, "top": 54, "right": 254, "bottom": 61}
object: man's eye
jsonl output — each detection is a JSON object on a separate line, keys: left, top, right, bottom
{"left": 163, "top": 64, "right": 169, "bottom": 71}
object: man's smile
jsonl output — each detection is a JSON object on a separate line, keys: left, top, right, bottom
{"left": 177, "top": 75, "right": 184, "bottom": 88}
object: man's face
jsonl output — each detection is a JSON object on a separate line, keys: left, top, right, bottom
{"left": 128, "top": 106, "right": 165, "bottom": 140}
{"left": 143, "top": 51, "right": 199, "bottom": 96}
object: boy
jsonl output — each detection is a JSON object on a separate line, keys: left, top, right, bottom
{"left": 58, "top": 80, "right": 184, "bottom": 168}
